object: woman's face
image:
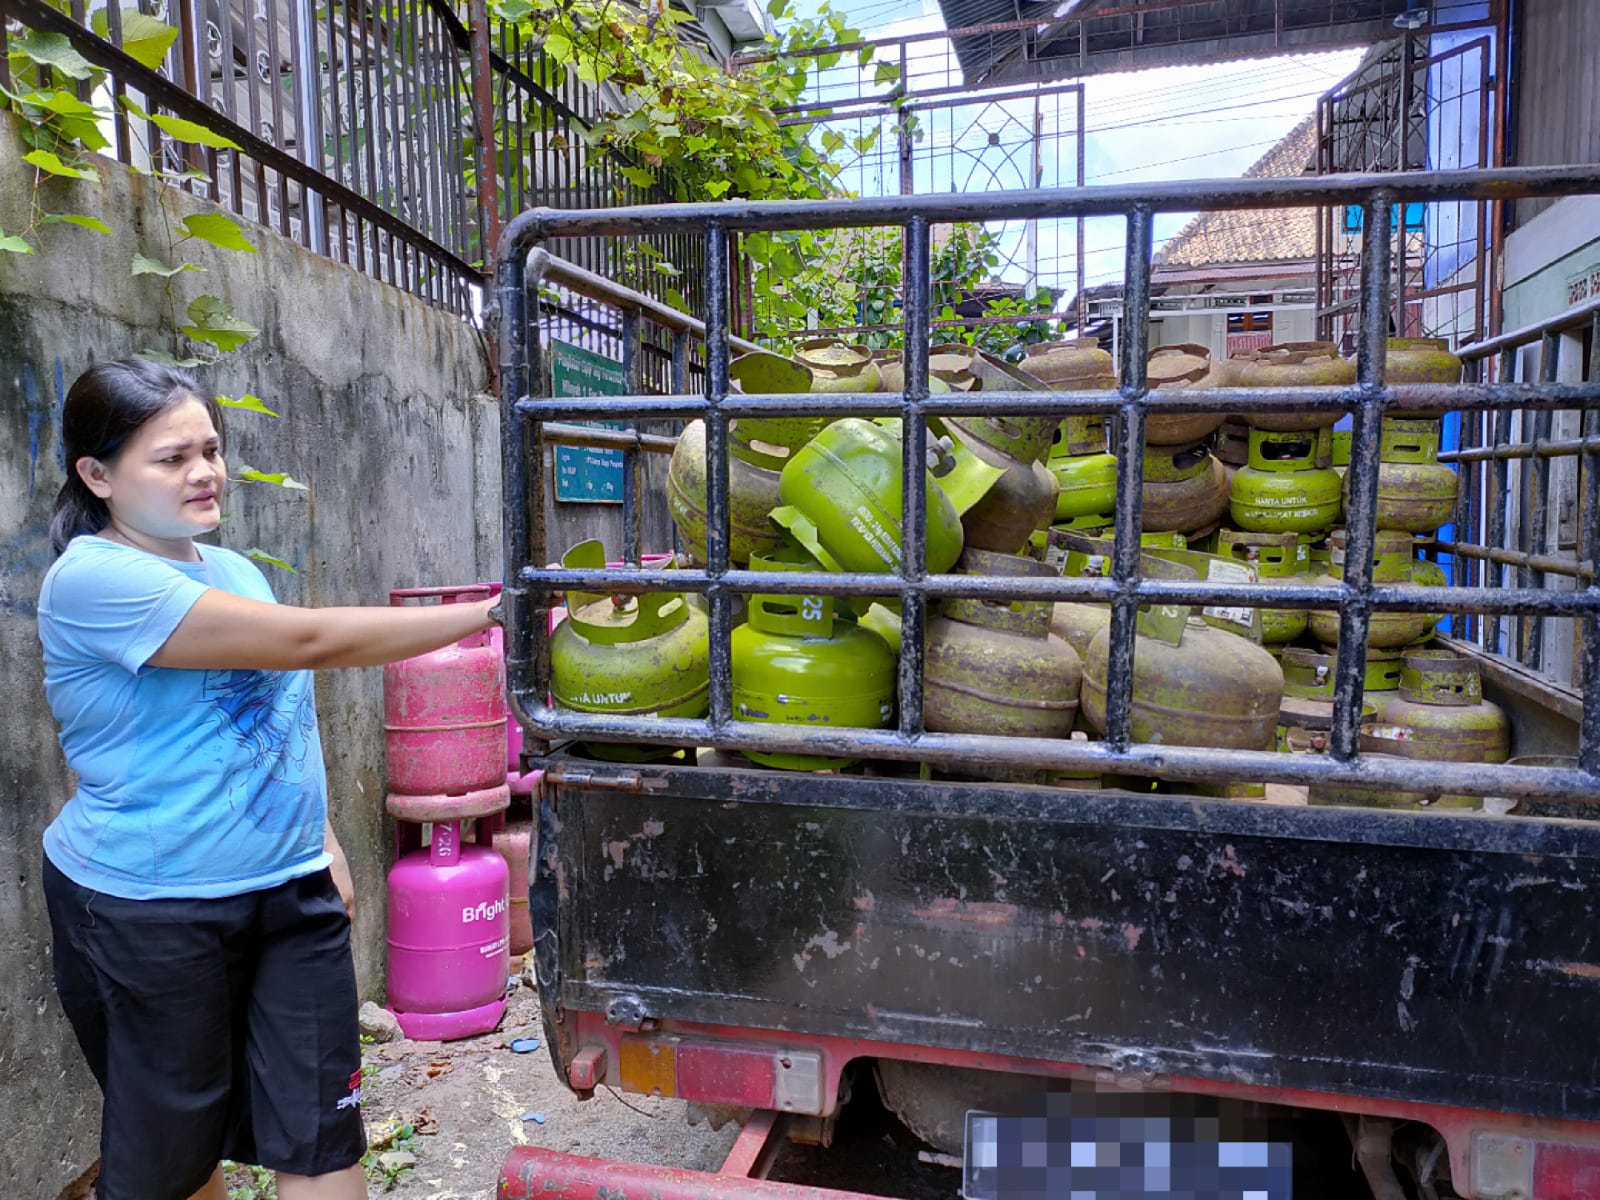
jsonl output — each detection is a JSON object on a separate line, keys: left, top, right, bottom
{"left": 78, "top": 396, "right": 226, "bottom": 555}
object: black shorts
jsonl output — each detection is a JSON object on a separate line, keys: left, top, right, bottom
{"left": 43, "top": 855, "right": 367, "bottom": 1200}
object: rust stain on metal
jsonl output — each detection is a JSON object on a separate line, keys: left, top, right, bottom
{"left": 1122, "top": 924, "right": 1145, "bottom": 950}
{"left": 1559, "top": 961, "right": 1600, "bottom": 979}
{"left": 911, "top": 898, "right": 1021, "bottom": 927}
{"left": 854, "top": 891, "right": 877, "bottom": 912}
{"left": 605, "top": 840, "right": 629, "bottom": 868}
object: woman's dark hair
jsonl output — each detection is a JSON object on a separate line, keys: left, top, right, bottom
{"left": 50, "top": 359, "right": 225, "bottom": 555}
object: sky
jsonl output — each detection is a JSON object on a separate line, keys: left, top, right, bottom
{"left": 778, "top": 0, "right": 1369, "bottom": 301}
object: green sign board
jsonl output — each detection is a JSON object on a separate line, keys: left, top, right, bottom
{"left": 550, "top": 340, "right": 629, "bottom": 504}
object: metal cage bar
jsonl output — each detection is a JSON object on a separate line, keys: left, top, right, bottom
{"left": 497, "top": 165, "right": 1600, "bottom": 804}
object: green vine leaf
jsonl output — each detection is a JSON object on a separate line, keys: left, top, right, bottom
{"left": 132, "top": 252, "right": 198, "bottom": 277}
{"left": 32, "top": 89, "right": 113, "bottom": 151}
{"left": 216, "top": 393, "right": 280, "bottom": 417}
{"left": 121, "top": 97, "right": 241, "bottom": 150}
{"left": 25, "top": 149, "right": 99, "bottom": 180}
{"left": 703, "top": 180, "right": 731, "bottom": 198}
{"left": 181, "top": 295, "right": 261, "bottom": 352}
{"left": 242, "top": 548, "right": 297, "bottom": 572}
{"left": 179, "top": 213, "right": 257, "bottom": 254}
{"left": 235, "top": 466, "right": 309, "bottom": 491}
{"left": 0, "top": 230, "right": 35, "bottom": 255}
{"left": 542, "top": 30, "right": 573, "bottom": 61}
{"left": 9, "top": 30, "right": 95, "bottom": 79}
{"left": 91, "top": 9, "right": 179, "bottom": 70}
{"left": 617, "top": 165, "right": 656, "bottom": 189}
{"left": 42, "top": 213, "right": 113, "bottom": 234}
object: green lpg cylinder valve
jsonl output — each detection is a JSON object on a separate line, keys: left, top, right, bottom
{"left": 548, "top": 539, "right": 709, "bottom": 762}
{"left": 731, "top": 548, "right": 897, "bottom": 771}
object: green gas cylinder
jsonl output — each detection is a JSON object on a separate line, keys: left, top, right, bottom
{"left": 1048, "top": 416, "right": 1118, "bottom": 524}
{"left": 1311, "top": 649, "right": 1509, "bottom": 809}
{"left": 1080, "top": 610, "right": 1284, "bottom": 752}
{"left": 1385, "top": 337, "right": 1462, "bottom": 418}
{"left": 1217, "top": 529, "right": 1317, "bottom": 644}
{"left": 1279, "top": 645, "right": 1405, "bottom": 702}
{"left": 1141, "top": 441, "right": 1231, "bottom": 534}
{"left": 1350, "top": 418, "right": 1457, "bottom": 534}
{"left": 730, "top": 548, "right": 897, "bottom": 771}
{"left": 923, "top": 549, "right": 1083, "bottom": 776}
{"left": 1145, "top": 343, "right": 1222, "bottom": 446}
{"left": 794, "top": 339, "right": 881, "bottom": 393}
{"left": 549, "top": 540, "right": 710, "bottom": 761}
{"left": 1046, "top": 533, "right": 1113, "bottom": 659}
{"left": 1229, "top": 428, "right": 1343, "bottom": 534}
{"left": 773, "top": 417, "right": 965, "bottom": 577}
{"left": 1235, "top": 341, "right": 1354, "bottom": 432}
{"left": 1023, "top": 337, "right": 1115, "bottom": 390}
{"left": 666, "top": 351, "right": 820, "bottom": 566}
{"left": 941, "top": 403, "right": 1060, "bottom": 555}
{"left": 1307, "top": 530, "right": 1439, "bottom": 649}
{"left": 667, "top": 416, "right": 824, "bottom": 566}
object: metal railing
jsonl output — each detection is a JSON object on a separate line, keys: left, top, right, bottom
{"left": 496, "top": 164, "right": 1600, "bottom": 804}
{"left": 1446, "top": 296, "right": 1600, "bottom": 684}
{"left": 0, "top": 0, "right": 705, "bottom": 330}
{"left": 1, "top": 0, "right": 481, "bottom": 312}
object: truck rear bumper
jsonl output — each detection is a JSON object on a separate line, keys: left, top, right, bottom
{"left": 498, "top": 1110, "right": 879, "bottom": 1200}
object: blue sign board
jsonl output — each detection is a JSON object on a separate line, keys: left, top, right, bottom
{"left": 551, "top": 340, "right": 628, "bottom": 504}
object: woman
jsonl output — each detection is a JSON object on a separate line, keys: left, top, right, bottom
{"left": 38, "top": 359, "right": 500, "bottom": 1200}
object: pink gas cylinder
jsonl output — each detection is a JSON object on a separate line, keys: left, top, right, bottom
{"left": 386, "top": 819, "right": 510, "bottom": 1039}
{"left": 384, "top": 586, "right": 507, "bottom": 807}
{"left": 489, "top": 803, "right": 536, "bottom": 960}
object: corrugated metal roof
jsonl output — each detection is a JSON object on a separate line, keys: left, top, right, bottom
{"left": 939, "top": 0, "right": 1416, "bottom": 86}
{"left": 1152, "top": 116, "right": 1320, "bottom": 270}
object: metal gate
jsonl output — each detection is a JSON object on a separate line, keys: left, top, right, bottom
{"left": 734, "top": 23, "right": 1087, "bottom": 342}
{"left": 495, "top": 164, "right": 1600, "bottom": 804}
{"left": 1316, "top": 30, "right": 1496, "bottom": 348}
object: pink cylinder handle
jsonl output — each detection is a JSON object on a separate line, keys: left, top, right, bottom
{"left": 429, "top": 819, "right": 462, "bottom": 868}
{"left": 389, "top": 583, "right": 499, "bottom": 648}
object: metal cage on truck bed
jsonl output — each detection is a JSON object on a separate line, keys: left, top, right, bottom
{"left": 494, "top": 166, "right": 1600, "bottom": 1200}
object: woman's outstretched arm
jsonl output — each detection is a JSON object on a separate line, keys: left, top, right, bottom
{"left": 147, "top": 590, "right": 500, "bottom": 671}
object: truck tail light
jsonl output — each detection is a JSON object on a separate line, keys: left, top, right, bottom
{"left": 611, "top": 1036, "right": 825, "bottom": 1115}
{"left": 1535, "top": 1143, "right": 1600, "bottom": 1198}
{"left": 1474, "top": 1133, "right": 1600, "bottom": 1199}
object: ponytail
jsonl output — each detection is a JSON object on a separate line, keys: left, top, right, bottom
{"left": 48, "top": 476, "right": 111, "bottom": 557}
{"left": 50, "top": 358, "right": 221, "bottom": 557}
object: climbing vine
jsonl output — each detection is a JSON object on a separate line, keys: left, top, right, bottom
{"left": 2, "top": 16, "right": 306, "bottom": 568}
{"left": 749, "top": 222, "right": 1061, "bottom": 355}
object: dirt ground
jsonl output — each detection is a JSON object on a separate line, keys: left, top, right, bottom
{"left": 351, "top": 975, "right": 740, "bottom": 1200}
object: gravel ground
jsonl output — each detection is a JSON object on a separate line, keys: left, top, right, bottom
{"left": 355, "top": 977, "right": 740, "bottom": 1200}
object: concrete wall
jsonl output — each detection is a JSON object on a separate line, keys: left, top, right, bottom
{"left": 0, "top": 112, "right": 498, "bottom": 1195}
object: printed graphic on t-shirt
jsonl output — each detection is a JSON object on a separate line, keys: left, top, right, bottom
{"left": 204, "top": 668, "right": 322, "bottom": 833}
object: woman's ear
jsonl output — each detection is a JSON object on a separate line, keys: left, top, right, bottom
{"left": 75, "top": 456, "right": 113, "bottom": 499}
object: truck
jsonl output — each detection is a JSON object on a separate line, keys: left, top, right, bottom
{"left": 491, "top": 164, "right": 1600, "bottom": 1200}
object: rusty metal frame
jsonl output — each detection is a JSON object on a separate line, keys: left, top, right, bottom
{"left": 497, "top": 163, "right": 1600, "bottom": 803}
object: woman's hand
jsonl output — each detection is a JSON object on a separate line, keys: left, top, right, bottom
{"left": 325, "top": 818, "right": 356, "bottom": 923}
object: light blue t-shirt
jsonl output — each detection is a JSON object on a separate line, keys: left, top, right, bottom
{"left": 38, "top": 537, "right": 330, "bottom": 899}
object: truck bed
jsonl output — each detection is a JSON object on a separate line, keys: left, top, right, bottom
{"left": 534, "top": 754, "right": 1600, "bottom": 1122}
